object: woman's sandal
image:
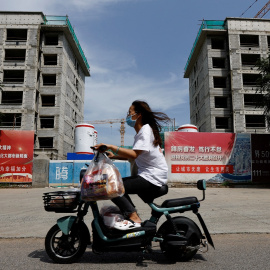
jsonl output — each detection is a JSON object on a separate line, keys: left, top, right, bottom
{"left": 113, "top": 219, "right": 141, "bottom": 230}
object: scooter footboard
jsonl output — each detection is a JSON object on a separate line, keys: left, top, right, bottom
{"left": 91, "top": 218, "right": 156, "bottom": 252}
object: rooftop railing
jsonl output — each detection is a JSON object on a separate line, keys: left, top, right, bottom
{"left": 44, "top": 15, "right": 90, "bottom": 71}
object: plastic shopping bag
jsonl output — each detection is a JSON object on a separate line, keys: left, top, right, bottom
{"left": 81, "top": 152, "right": 125, "bottom": 201}
{"left": 100, "top": 205, "right": 124, "bottom": 228}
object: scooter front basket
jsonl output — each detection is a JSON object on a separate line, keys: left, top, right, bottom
{"left": 43, "top": 191, "right": 80, "bottom": 213}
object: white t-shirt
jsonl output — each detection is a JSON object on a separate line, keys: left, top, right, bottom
{"left": 133, "top": 124, "right": 168, "bottom": 186}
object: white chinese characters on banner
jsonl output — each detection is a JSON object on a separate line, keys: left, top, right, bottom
{"left": 0, "top": 145, "right": 12, "bottom": 150}
{"left": 165, "top": 132, "right": 236, "bottom": 183}
{"left": 171, "top": 146, "right": 222, "bottom": 153}
{"left": 56, "top": 167, "right": 69, "bottom": 180}
{"left": 0, "top": 166, "right": 26, "bottom": 172}
{"left": 0, "top": 154, "right": 28, "bottom": 159}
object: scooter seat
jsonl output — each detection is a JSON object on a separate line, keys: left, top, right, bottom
{"left": 161, "top": 196, "right": 198, "bottom": 208}
{"left": 139, "top": 185, "right": 168, "bottom": 203}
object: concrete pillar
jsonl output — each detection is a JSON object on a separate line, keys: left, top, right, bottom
{"left": 32, "top": 153, "right": 50, "bottom": 188}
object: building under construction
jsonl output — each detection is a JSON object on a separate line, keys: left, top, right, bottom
{"left": 184, "top": 17, "right": 270, "bottom": 133}
{"left": 0, "top": 11, "right": 90, "bottom": 159}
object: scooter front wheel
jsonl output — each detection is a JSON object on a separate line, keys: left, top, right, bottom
{"left": 45, "top": 223, "right": 88, "bottom": 264}
{"left": 157, "top": 216, "right": 201, "bottom": 261}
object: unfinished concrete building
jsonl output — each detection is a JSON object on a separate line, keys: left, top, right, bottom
{"left": 0, "top": 11, "right": 90, "bottom": 159}
{"left": 184, "top": 18, "right": 270, "bottom": 133}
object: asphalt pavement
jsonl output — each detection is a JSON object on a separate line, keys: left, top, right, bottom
{"left": 1, "top": 234, "right": 270, "bottom": 270}
{"left": 0, "top": 185, "right": 270, "bottom": 238}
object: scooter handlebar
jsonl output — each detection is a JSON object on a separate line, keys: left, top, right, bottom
{"left": 91, "top": 145, "right": 108, "bottom": 152}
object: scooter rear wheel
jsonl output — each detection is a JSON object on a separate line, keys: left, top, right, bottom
{"left": 45, "top": 223, "right": 88, "bottom": 264}
{"left": 157, "top": 216, "right": 201, "bottom": 261}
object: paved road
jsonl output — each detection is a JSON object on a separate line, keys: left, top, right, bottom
{"left": 1, "top": 186, "right": 270, "bottom": 269}
{"left": 0, "top": 186, "right": 270, "bottom": 238}
{"left": 1, "top": 234, "right": 270, "bottom": 270}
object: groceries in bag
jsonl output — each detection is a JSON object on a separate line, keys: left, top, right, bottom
{"left": 81, "top": 152, "right": 125, "bottom": 201}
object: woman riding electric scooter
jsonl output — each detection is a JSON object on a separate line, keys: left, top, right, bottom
{"left": 94, "top": 100, "right": 171, "bottom": 230}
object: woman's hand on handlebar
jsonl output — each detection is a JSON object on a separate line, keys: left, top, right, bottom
{"left": 93, "top": 143, "right": 110, "bottom": 153}
{"left": 93, "top": 144, "right": 117, "bottom": 159}
{"left": 94, "top": 144, "right": 141, "bottom": 160}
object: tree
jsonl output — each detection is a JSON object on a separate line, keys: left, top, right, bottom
{"left": 256, "top": 53, "right": 270, "bottom": 128}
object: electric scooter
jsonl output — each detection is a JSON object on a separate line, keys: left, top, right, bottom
{"left": 43, "top": 149, "right": 214, "bottom": 265}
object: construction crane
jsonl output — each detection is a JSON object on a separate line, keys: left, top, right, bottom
{"left": 254, "top": 0, "right": 270, "bottom": 18}
{"left": 83, "top": 118, "right": 175, "bottom": 147}
{"left": 85, "top": 119, "right": 125, "bottom": 146}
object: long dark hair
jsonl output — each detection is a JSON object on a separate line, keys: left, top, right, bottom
{"left": 132, "top": 100, "right": 171, "bottom": 147}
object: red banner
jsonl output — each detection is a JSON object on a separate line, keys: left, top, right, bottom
{"left": 165, "top": 132, "right": 236, "bottom": 182}
{"left": 0, "top": 130, "right": 34, "bottom": 183}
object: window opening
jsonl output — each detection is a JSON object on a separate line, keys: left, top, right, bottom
{"left": 44, "top": 54, "right": 57, "bottom": 65}
{"left": 240, "top": 35, "right": 259, "bottom": 47}
{"left": 211, "top": 38, "right": 225, "bottom": 49}
{"left": 5, "top": 49, "right": 26, "bottom": 61}
{"left": 75, "top": 79, "right": 79, "bottom": 91}
{"left": 37, "top": 70, "right": 41, "bottom": 86}
{"left": 213, "top": 77, "right": 226, "bottom": 88}
{"left": 195, "top": 113, "right": 198, "bottom": 123}
{"left": 241, "top": 54, "right": 260, "bottom": 66}
{"left": 41, "top": 95, "right": 55, "bottom": 107}
{"left": 75, "top": 59, "right": 79, "bottom": 71}
{"left": 216, "top": 117, "right": 229, "bottom": 129}
{"left": 195, "top": 95, "right": 198, "bottom": 106}
{"left": 40, "top": 116, "right": 54, "bottom": 128}
{"left": 34, "top": 133, "right": 37, "bottom": 147}
{"left": 39, "top": 137, "right": 54, "bottom": 148}
{"left": 43, "top": 74, "right": 56, "bottom": 86}
{"left": 45, "top": 35, "right": 58, "bottom": 45}
{"left": 6, "top": 29, "right": 27, "bottom": 41}
{"left": 34, "top": 113, "right": 38, "bottom": 131}
{"left": 0, "top": 113, "right": 21, "bottom": 127}
{"left": 194, "top": 62, "right": 197, "bottom": 73}
{"left": 242, "top": 74, "right": 261, "bottom": 87}
{"left": 215, "top": 97, "right": 227, "bottom": 108}
{"left": 245, "top": 115, "right": 265, "bottom": 128}
{"left": 212, "top": 58, "right": 225, "bottom": 68}
{"left": 3, "top": 70, "right": 24, "bottom": 84}
{"left": 35, "top": 91, "right": 39, "bottom": 104}
{"left": 1, "top": 91, "right": 23, "bottom": 104}
{"left": 244, "top": 94, "right": 263, "bottom": 107}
